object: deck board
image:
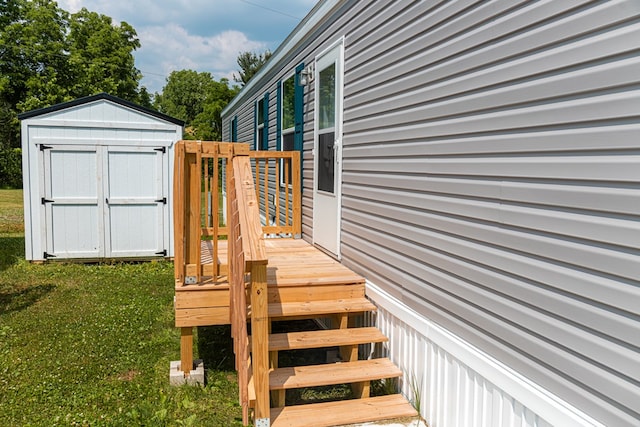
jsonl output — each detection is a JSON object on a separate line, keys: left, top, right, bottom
{"left": 197, "top": 239, "right": 364, "bottom": 288}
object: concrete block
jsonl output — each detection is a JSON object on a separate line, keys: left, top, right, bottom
{"left": 169, "top": 359, "right": 204, "bottom": 386}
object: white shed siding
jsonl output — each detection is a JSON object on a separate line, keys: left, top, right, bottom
{"left": 21, "top": 95, "right": 182, "bottom": 261}
{"left": 222, "top": 1, "right": 640, "bottom": 426}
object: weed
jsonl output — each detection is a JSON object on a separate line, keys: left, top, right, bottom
{"left": 408, "top": 371, "right": 423, "bottom": 416}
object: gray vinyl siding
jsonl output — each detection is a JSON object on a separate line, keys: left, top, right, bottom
{"left": 222, "top": 1, "right": 640, "bottom": 426}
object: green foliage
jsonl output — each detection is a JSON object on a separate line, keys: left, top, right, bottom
{"left": 0, "top": 190, "right": 244, "bottom": 425}
{"left": 67, "top": 8, "right": 142, "bottom": 101}
{"left": 0, "top": 0, "right": 71, "bottom": 111}
{"left": 0, "top": 101, "right": 22, "bottom": 188}
{"left": 0, "top": 0, "right": 145, "bottom": 112}
{"left": 0, "top": 1, "right": 152, "bottom": 188}
{"left": 234, "top": 50, "right": 273, "bottom": 86}
{"left": 0, "top": 147, "right": 22, "bottom": 189}
{"left": 155, "top": 71, "right": 239, "bottom": 141}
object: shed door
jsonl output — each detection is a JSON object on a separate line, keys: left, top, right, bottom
{"left": 104, "top": 147, "right": 165, "bottom": 258}
{"left": 42, "top": 145, "right": 104, "bottom": 259}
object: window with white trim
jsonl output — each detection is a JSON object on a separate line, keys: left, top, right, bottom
{"left": 280, "top": 74, "right": 295, "bottom": 184}
{"left": 256, "top": 97, "right": 264, "bottom": 150}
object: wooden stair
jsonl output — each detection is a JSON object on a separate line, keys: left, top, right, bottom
{"left": 270, "top": 395, "right": 417, "bottom": 427}
{"left": 268, "top": 327, "right": 388, "bottom": 351}
{"left": 270, "top": 358, "right": 402, "bottom": 390}
{"left": 248, "top": 295, "right": 417, "bottom": 427}
{"left": 268, "top": 297, "right": 377, "bottom": 319}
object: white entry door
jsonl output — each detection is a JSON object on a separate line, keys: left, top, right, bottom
{"left": 313, "top": 41, "right": 344, "bottom": 257}
{"left": 104, "top": 147, "right": 166, "bottom": 258}
{"left": 42, "top": 145, "right": 104, "bottom": 259}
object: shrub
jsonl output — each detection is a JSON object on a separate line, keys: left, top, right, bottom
{"left": 0, "top": 148, "right": 22, "bottom": 189}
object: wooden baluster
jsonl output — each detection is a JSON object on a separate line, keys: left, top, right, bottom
{"left": 264, "top": 158, "right": 269, "bottom": 228}
{"left": 204, "top": 156, "right": 210, "bottom": 227}
{"left": 285, "top": 156, "right": 290, "bottom": 228}
{"left": 292, "top": 151, "right": 301, "bottom": 235}
{"left": 213, "top": 151, "right": 219, "bottom": 276}
{"left": 275, "top": 158, "right": 280, "bottom": 228}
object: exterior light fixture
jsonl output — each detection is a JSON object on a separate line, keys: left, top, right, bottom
{"left": 299, "top": 64, "right": 314, "bottom": 86}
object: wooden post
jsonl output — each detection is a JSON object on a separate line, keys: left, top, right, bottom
{"left": 269, "top": 319, "right": 285, "bottom": 407}
{"left": 251, "top": 262, "right": 270, "bottom": 424}
{"left": 181, "top": 327, "right": 193, "bottom": 376}
{"left": 173, "top": 141, "right": 186, "bottom": 283}
{"left": 334, "top": 313, "right": 369, "bottom": 399}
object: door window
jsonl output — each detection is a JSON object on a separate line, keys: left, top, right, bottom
{"left": 317, "top": 62, "right": 336, "bottom": 194}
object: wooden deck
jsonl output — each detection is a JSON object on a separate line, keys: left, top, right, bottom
{"left": 175, "top": 238, "right": 367, "bottom": 327}
{"left": 208, "top": 238, "right": 364, "bottom": 286}
{"left": 172, "top": 142, "right": 416, "bottom": 426}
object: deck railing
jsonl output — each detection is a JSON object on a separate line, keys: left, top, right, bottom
{"left": 252, "top": 151, "right": 302, "bottom": 236}
{"left": 173, "top": 141, "right": 301, "bottom": 284}
{"left": 174, "top": 140, "right": 299, "bottom": 426}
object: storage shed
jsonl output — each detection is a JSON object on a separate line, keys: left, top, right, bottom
{"left": 19, "top": 93, "right": 184, "bottom": 261}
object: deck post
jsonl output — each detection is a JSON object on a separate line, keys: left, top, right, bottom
{"left": 251, "top": 262, "right": 270, "bottom": 424}
{"left": 180, "top": 327, "right": 193, "bottom": 375}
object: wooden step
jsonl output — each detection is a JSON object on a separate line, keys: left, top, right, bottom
{"left": 269, "top": 358, "right": 401, "bottom": 390}
{"left": 270, "top": 394, "right": 417, "bottom": 427}
{"left": 268, "top": 327, "right": 388, "bottom": 352}
{"left": 268, "top": 297, "right": 376, "bottom": 319}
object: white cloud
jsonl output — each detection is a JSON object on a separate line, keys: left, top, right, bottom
{"left": 138, "top": 24, "right": 266, "bottom": 91}
{"left": 56, "top": 0, "right": 317, "bottom": 93}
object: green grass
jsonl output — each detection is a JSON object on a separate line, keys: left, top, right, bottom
{"left": 0, "top": 189, "right": 243, "bottom": 426}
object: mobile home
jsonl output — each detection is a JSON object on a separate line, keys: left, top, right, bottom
{"left": 221, "top": 1, "right": 640, "bottom": 426}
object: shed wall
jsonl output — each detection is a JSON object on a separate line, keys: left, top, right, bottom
{"left": 222, "top": 1, "right": 640, "bottom": 426}
{"left": 22, "top": 99, "right": 181, "bottom": 261}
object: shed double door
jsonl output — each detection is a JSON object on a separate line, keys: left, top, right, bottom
{"left": 41, "top": 145, "right": 167, "bottom": 259}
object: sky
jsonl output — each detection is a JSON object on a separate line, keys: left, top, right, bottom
{"left": 57, "top": 0, "right": 318, "bottom": 94}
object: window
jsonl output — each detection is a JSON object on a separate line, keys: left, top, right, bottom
{"left": 280, "top": 74, "right": 295, "bottom": 184}
{"left": 281, "top": 75, "right": 296, "bottom": 151}
{"left": 255, "top": 93, "right": 269, "bottom": 150}
{"left": 230, "top": 116, "right": 237, "bottom": 142}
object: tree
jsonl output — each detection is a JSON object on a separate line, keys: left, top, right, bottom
{"left": 1, "top": 0, "right": 71, "bottom": 113}
{"left": 234, "top": 50, "right": 272, "bottom": 86}
{"left": 67, "top": 8, "right": 142, "bottom": 101}
{"left": 0, "top": 0, "right": 148, "bottom": 187}
{"left": 155, "top": 71, "right": 239, "bottom": 141}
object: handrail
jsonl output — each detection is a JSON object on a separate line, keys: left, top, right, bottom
{"left": 229, "top": 155, "right": 269, "bottom": 425}
{"left": 233, "top": 156, "right": 268, "bottom": 264}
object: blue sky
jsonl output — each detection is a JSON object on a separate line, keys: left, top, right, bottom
{"left": 57, "top": 0, "right": 318, "bottom": 93}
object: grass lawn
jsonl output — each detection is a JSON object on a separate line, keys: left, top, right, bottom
{"left": 0, "top": 189, "right": 243, "bottom": 426}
